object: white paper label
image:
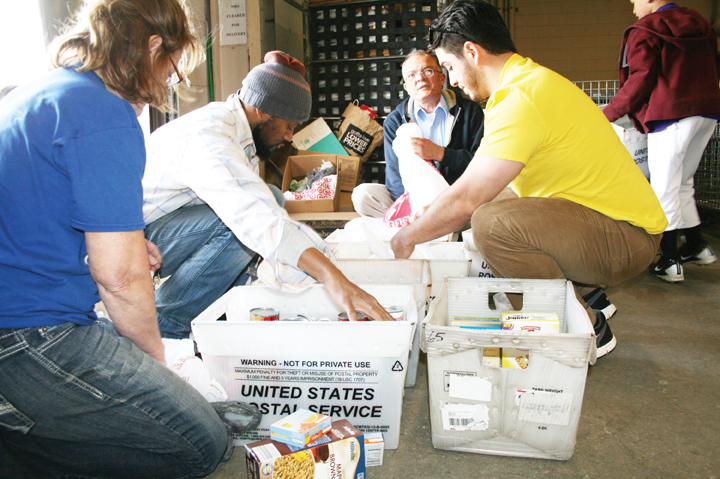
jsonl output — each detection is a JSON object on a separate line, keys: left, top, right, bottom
{"left": 516, "top": 389, "right": 573, "bottom": 426}
{"left": 218, "top": 0, "right": 247, "bottom": 45}
{"left": 440, "top": 402, "right": 489, "bottom": 431}
{"left": 448, "top": 374, "right": 492, "bottom": 402}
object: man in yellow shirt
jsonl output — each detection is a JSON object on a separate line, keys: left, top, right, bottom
{"left": 391, "top": 0, "right": 667, "bottom": 359}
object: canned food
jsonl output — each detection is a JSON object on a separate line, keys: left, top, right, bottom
{"left": 338, "top": 311, "right": 369, "bottom": 321}
{"left": 250, "top": 307, "right": 279, "bottom": 321}
{"left": 383, "top": 305, "right": 405, "bottom": 322}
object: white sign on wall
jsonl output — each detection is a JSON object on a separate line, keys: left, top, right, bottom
{"left": 218, "top": 0, "right": 247, "bottom": 46}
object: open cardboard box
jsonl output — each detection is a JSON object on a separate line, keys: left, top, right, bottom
{"left": 282, "top": 153, "right": 361, "bottom": 213}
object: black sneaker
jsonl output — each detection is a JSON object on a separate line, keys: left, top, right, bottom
{"left": 594, "top": 310, "right": 617, "bottom": 359}
{"left": 582, "top": 288, "right": 617, "bottom": 319}
{"left": 678, "top": 242, "right": 717, "bottom": 265}
{"left": 649, "top": 256, "right": 684, "bottom": 283}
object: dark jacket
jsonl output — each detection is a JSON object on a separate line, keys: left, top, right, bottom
{"left": 383, "top": 89, "right": 485, "bottom": 199}
{"left": 604, "top": 6, "right": 720, "bottom": 133}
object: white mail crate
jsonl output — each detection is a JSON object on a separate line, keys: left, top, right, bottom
{"left": 335, "top": 258, "right": 430, "bottom": 388}
{"left": 329, "top": 241, "right": 470, "bottom": 297}
{"left": 191, "top": 284, "right": 417, "bottom": 449}
{"left": 423, "top": 278, "right": 595, "bottom": 460}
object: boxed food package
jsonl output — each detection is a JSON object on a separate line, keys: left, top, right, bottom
{"left": 501, "top": 312, "right": 560, "bottom": 333}
{"left": 292, "top": 118, "right": 348, "bottom": 156}
{"left": 423, "top": 278, "right": 595, "bottom": 460}
{"left": 191, "top": 284, "right": 418, "bottom": 449}
{"left": 245, "top": 419, "right": 365, "bottom": 479}
{"left": 363, "top": 432, "right": 385, "bottom": 467}
{"left": 270, "top": 409, "right": 332, "bottom": 447}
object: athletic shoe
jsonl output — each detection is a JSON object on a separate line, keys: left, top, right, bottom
{"left": 649, "top": 257, "right": 684, "bottom": 283}
{"left": 582, "top": 288, "right": 617, "bottom": 319}
{"left": 679, "top": 243, "right": 717, "bottom": 265}
{"left": 594, "top": 310, "right": 617, "bottom": 359}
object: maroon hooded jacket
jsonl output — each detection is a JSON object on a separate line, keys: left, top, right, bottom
{"left": 604, "top": 6, "right": 720, "bottom": 134}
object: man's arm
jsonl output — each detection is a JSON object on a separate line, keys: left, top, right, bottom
{"left": 391, "top": 155, "right": 524, "bottom": 258}
{"left": 86, "top": 230, "right": 165, "bottom": 364}
{"left": 297, "top": 248, "right": 394, "bottom": 322}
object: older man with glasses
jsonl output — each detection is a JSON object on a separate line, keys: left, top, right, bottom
{"left": 351, "top": 49, "right": 485, "bottom": 217}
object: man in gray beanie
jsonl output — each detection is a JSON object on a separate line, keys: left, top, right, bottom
{"left": 141, "top": 51, "right": 393, "bottom": 343}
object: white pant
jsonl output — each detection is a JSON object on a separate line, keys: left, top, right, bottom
{"left": 351, "top": 183, "right": 394, "bottom": 217}
{"left": 648, "top": 116, "right": 717, "bottom": 231}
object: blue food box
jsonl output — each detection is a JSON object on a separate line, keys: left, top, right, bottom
{"left": 270, "top": 408, "right": 332, "bottom": 447}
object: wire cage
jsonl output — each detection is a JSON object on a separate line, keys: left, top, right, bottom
{"left": 574, "top": 80, "right": 720, "bottom": 220}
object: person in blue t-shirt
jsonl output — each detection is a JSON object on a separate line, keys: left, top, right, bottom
{"left": 0, "top": 1, "right": 229, "bottom": 477}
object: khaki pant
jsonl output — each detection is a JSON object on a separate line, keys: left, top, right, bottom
{"left": 471, "top": 197, "right": 661, "bottom": 322}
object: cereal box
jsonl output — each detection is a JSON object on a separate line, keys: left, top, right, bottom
{"left": 270, "top": 409, "right": 332, "bottom": 447}
{"left": 245, "top": 419, "right": 365, "bottom": 479}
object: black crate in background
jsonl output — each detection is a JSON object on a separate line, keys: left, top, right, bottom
{"left": 308, "top": 0, "right": 438, "bottom": 119}
{"left": 696, "top": 122, "right": 720, "bottom": 221}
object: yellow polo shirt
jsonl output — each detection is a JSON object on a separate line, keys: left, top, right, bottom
{"left": 477, "top": 54, "right": 666, "bottom": 234}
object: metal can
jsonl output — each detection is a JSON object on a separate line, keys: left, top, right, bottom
{"left": 383, "top": 305, "right": 405, "bottom": 322}
{"left": 249, "top": 307, "right": 279, "bottom": 321}
{"left": 338, "top": 311, "right": 369, "bottom": 321}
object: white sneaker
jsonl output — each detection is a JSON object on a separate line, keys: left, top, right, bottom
{"left": 679, "top": 243, "right": 718, "bottom": 265}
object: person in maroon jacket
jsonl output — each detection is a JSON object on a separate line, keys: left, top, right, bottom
{"left": 604, "top": 0, "right": 720, "bottom": 283}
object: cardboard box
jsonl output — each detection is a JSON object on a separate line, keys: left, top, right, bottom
{"left": 294, "top": 150, "right": 362, "bottom": 194}
{"left": 292, "top": 118, "right": 348, "bottom": 155}
{"left": 282, "top": 154, "right": 362, "bottom": 214}
{"left": 191, "top": 284, "right": 418, "bottom": 449}
{"left": 245, "top": 419, "right": 365, "bottom": 479}
{"left": 422, "top": 278, "right": 595, "bottom": 460}
{"left": 282, "top": 155, "right": 340, "bottom": 213}
{"left": 270, "top": 409, "right": 332, "bottom": 447}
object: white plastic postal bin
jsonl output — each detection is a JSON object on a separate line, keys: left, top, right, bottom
{"left": 422, "top": 278, "right": 595, "bottom": 460}
{"left": 335, "top": 258, "right": 431, "bottom": 388}
{"left": 611, "top": 114, "right": 649, "bottom": 178}
{"left": 329, "top": 241, "right": 471, "bottom": 297}
{"left": 191, "top": 284, "right": 417, "bottom": 450}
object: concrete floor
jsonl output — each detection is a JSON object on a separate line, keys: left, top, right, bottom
{"left": 207, "top": 223, "right": 720, "bottom": 479}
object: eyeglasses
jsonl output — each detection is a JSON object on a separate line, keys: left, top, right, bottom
{"left": 166, "top": 57, "right": 184, "bottom": 86}
{"left": 404, "top": 67, "right": 442, "bottom": 83}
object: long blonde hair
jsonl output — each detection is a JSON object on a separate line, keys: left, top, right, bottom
{"left": 51, "top": 0, "right": 204, "bottom": 110}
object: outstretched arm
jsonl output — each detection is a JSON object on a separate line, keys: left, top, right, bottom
{"left": 297, "top": 248, "right": 394, "bottom": 322}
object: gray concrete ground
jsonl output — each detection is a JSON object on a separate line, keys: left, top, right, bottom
{"left": 207, "top": 223, "right": 720, "bottom": 479}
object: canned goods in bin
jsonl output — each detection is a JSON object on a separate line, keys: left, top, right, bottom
{"left": 250, "top": 307, "right": 279, "bottom": 321}
{"left": 383, "top": 305, "right": 405, "bottom": 321}
{"left": 338, "top": 311, "right": 369, "bottom": 321}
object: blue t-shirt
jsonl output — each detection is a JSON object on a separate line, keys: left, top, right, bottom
{"left": 0, "top": 68, "right": 147, "bottom": 328}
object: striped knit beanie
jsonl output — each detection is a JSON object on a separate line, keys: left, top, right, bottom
{"left": 238, "top": 51, "right": 312, "bottom": 123}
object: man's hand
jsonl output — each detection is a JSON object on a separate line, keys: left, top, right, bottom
{"left": 146, "top": 240, "right": 162, "bottom": 275}
{"left": 391, "top": 229, "right": 415, "bottom": 259}
{"left": 409, "top": 137, "right": 444, "bottom": 161}
{"left": 297, "top": 248, "right": 394, "bottom": 321}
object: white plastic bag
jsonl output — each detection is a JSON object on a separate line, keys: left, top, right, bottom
{"left": 392, "top": 123, "right": 450, "bottom": 215}
{"left": 163, "top": 338, "right": 228, "bottom": 402}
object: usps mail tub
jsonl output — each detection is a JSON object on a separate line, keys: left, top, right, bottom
{"left": 335, "top": 258, "right": 431, "bottom": 388}
{"left": 329, "top": 241, "right": 470, "bottom": 297}
{"left": 191, "top": 284, "right": 417, "bottom": 449}
{"left": 423, "top": 278, "right": 594, "bottom": 460}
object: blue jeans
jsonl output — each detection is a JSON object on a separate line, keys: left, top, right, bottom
{"left": 0, "top": 320, "right": 227, "bottom": 479}
{"left": 144, "top": 187, "right": 285, "bottom": 339}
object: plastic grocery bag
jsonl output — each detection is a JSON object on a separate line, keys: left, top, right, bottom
{"left": 388, "top": 123, "right": 449, "bottom": 223}
{"left": 163, "top": 338, "right": 228, "bottom": 402}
